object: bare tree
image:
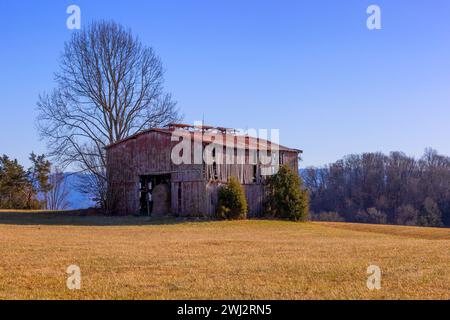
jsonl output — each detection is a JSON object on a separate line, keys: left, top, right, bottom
{"left": 46, "top": 168, "right": 70, "bottom": 211}
{"left": 37, "top": 21, "right": 181, "bottom": 211}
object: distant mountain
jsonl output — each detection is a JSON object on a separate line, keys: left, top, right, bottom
{"left": 63, "top": 173, "right": 96, "bottom": 209}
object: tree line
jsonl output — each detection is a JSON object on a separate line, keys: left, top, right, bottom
{"left": 303, "top": 149, "right": 450, "bottom": 227}
{"left": 0, "top": 153, "right": 69, "bottom": 210}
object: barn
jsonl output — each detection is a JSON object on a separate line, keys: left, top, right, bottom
{"left": 106, "top": 124, "right": 301, "bottom": 216}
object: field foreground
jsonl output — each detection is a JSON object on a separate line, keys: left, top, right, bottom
{"left": 0, "top": 212, "right": 448, "bottom": 299}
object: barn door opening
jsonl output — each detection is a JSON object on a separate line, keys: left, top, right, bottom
{"left": 139, "top": 174, "right": 171, "bottom": 216}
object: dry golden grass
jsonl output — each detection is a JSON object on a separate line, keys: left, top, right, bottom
{"left": 0, "top": 212, "right": 448, "bottom": 300}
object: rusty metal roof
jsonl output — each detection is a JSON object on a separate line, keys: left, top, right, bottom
{"left": 105, "top": 126, "right": 302, "bottom": 153}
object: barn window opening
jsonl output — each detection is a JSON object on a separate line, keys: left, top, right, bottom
{"left": 252, "top": 165, "right": 257, "bottom": 183}
{"left": 213, "top": 162, "right": 218, "bottom": 180}
{"left": 212, "top": 148, "right": 219, "bottom": 180}
{"left": 139, "top": 174, "right": 170, "bottom": 216}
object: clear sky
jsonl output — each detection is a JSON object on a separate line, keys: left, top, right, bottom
{"left": 1, "top": 0, "right": 450, "bottom": 168}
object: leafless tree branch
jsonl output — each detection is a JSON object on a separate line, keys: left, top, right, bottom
{"left": 37, "top": 21, "right": 181, "bottom": 209}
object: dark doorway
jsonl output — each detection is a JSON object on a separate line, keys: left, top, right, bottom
{"left": 139, "top": 174, "right": 171, "bottom": 216}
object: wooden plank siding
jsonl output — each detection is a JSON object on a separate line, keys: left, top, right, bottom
{"left": 106, "top": 129, "right": 300, "bottom": 216}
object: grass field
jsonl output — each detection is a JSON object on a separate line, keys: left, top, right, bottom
{"left": 0, "top": 211, "right": 448, "bottom": 300}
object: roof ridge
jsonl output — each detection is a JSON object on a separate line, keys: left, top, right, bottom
{"left": 105, "top": 127, "right": 302, "bottom": 153}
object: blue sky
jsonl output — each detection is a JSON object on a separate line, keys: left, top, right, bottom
{"left": 1, "top": 0, "right": 450, "bottom": 167}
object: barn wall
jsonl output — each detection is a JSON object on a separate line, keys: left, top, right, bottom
{"left": 204, "top": 150, "right": 299, "bottom": 184}
{"left": 171, "top": 181, "right": 208, "bottom": 216}
{"left": 134, "top": 131, "right": 173, "bottom": 174}
{"left": 107, "top": 131, "right": 174, "bottom": 215}
{"left": 282, "top": 151, "right": 299, "bottom": 173}
{"left": 244, "top": 184, "right": 265, "bottom": 217}
{"left": 107, "top": 130, "right": 300, "bottom": 216}
{"left": 107, "top": 131, "right": 210, "bottom": 216}
{"left": 107, "top": 139, "right": 138, "bottom": 215}
{"left": 200, "top": 182, "right": 265, "bottom": 217}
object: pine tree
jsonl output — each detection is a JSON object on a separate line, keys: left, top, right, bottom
{"left": 28, "top": 153, "right": 52, "bottom": 208}
{"left": 265, "top": 165, "right": 309, "bottom": 221}
{"left": 0, "top": 155, "right": 30, "bottom": 209}
{"left": 217, "top": 176, "right": 248, "bottom": 220}
{"left": 0, "top": 153, "right": 52, "bottom": 210}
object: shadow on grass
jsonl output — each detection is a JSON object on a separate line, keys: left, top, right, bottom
{"left": 0, "top": 211, "right": 213, "bottom": 227}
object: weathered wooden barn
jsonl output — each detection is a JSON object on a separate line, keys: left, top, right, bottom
{"left": 106, "top": 124, "right": 301, "bottom": 216}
